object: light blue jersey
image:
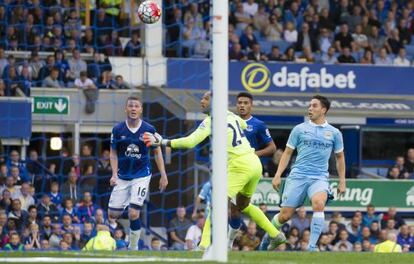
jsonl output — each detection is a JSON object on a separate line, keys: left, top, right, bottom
{"left": 286, "top": 120, "right": 343, "bottom": 179}
{"left": 199, "top": 181, "right": 212, "bottom": 206}
{"left": 281, "top": 120, "right": 343, "bottom": 208}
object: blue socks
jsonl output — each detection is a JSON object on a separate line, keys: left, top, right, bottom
{"left": 130, "top": 218, "right": 141, "bottom": 231}
{"left": 229, "top": 216, "right": 241, "bottom": 229}
{"left": 308, "top": 212, "right": 325, "bottom": 250}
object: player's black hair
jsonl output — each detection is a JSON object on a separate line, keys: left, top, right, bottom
{"left": 312, "top": 95, "right": 331, "bottom": 113}
{"left": 237, "top": 92, "right": 253, "bottom": 101}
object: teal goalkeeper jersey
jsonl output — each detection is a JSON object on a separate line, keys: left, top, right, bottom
{"left": 171, "top": 111, "right": 254, "bottom": 161}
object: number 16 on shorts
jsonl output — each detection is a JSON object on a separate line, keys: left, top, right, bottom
{"left": 109, "top": 175, "right": 151, "bottom": 209}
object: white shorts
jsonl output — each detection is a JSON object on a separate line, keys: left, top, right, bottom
{"left": 108, "top": 175, "right": 151, "bottom": 211}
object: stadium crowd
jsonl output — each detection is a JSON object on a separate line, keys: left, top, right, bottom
{"left": 0, "top": 145, "right": 413, "bottom": 252}
{"left": 165, "top": 0, "right": 414, "bottom": 65}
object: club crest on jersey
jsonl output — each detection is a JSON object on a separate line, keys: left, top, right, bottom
{"left": 324, "top": 131, "right": 333, "bottom": 140}
{"left": 139, "top": 134, "right": 144, "bottom": 141}
{"left": 246, "top": 125, "right": 253, "bottom": 132}
{"left": 125, "top": 144, "right": 142, "bottom": 159}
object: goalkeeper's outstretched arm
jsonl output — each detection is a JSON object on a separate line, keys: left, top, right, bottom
{"left": 144, "top": 118, "right": 211, "bottom": 149}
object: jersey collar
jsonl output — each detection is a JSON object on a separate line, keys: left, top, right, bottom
{"left": 309, "top": 120, "right": 328, "bottom": 127}
{"left": 125, "top": 119, "right": 142, "bottom": 133}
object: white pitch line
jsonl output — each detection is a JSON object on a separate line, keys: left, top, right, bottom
{"left": 0, "top": 257, "right": 204, "bottom": 263}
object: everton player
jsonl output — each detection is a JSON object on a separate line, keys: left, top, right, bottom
{"left": 108, "top": 96, "right": 168, "bottom": 250}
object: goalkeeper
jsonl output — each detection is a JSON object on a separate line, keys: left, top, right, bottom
{"left": 144, "top": 92, "right": 285, "bottom": 250}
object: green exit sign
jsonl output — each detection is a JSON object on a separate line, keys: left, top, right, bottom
{"left": 32, "top": 96, "right": 69, "bottom": 115}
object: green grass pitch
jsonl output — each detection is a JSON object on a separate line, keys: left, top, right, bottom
{"left": 0, "top": 251, "right": 412, "bottom": 264}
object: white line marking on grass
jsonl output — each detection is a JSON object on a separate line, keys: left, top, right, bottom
{"left": 0, "top": 257, "right": 204, "bottom": 263}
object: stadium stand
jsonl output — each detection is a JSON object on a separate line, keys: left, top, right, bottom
{"left": 0, "top": 0, "right": 414, "bottom": 254}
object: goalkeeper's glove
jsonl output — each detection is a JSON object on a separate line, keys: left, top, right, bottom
{"left": 143, "top": 132, "right": 169, "bottom": 147}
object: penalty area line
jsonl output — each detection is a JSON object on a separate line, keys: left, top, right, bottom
{"left": 0, "top": 257, "right": 204, "bottom": 263}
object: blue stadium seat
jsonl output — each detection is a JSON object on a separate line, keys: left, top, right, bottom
{"left": 259, "top": 41, "right": 272, "bottom": 54}
{"left": 271, "top": 40, "right": 291, "bottom": 53}
{"left": 405, "top": 45, "right": 414, "bottom": 56}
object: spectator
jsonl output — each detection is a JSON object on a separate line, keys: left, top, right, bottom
{"left": 295, "top": 22, "right": 318, "bottom": 52}
{"left": 386, "top": 28, "right": 404, "bottom": 55}
{"left": 334, "top": 230, "right": 353, "bottom": 251}
{"left": 48, "top": 181, "right": 62, "bottom": 207}
{"left": 61, "top": 170, "right": 81, "bottom": 204}
{"left": 183, "top": 3, "right": 203, "bottom": 30}
{"left": 291, "top": 207, "right": 310, "bottom": 234}
{"left": 318, "top": 233, "right": 332, "bottom": 251}
{"left": 319, "top": 28, "right": 334, "bottom": 54}
{"left": 335, "top": 23, "right": 355, "bottom": 52}
{"left": 3, "top": 232, "right": 24, "bottom": 251}
{"left": 79, "top": 144, "right": 97, "bottom": 191}
{"left": 68, "top": 49, "right": 87, "bottom": 82}
{"left": 78, "top": 192, "right": 98, "bottom": 223}
{"left": 61, "top": 214, "right": 75, "bottom": 234}
{"left": 321, "top": 46, "right": 338, "bottom": 64}
{"left": 337, "top": 47, "right": 356, "bottom": 63}
{"left": 348, "top": 5, "right": 363, "bottom": 32}
{"left": 385, "top": 219, "right": 399, "bottom": 236}
{"left": 360, "top": 49, "right": 374, "bottom": 64}
{"left": 253, "top": 5, "right": 269, "bottom": 33}
{"left": 283, "top": 22, "right": 298, "bottom": 43}
{"left": 8, "top": 199, "right": 28, "bottom": 231}
{"left": 10, "top": 166, "right": 26, "bottom": 186}
{"left": 150, "top": 237, "right": 162, "bottom": 251}
{"left": 393, "top": 48, "right": 410, "bottom": 67}
{"left": 286, "top": 234, "right": 298, "bottom": 251}
{"left": 229, "top": 43, "right": 247, "bottom": 61}
{"left": 42, "top": 67, "right": 64, "bottom": 88}
{"left": 96, "top": 149, "right": 111, "bottom": 209}
{"left": 168, "top": 206, "right": 192, "bottom": 250}
{"left": 24, "top": 223, "right": 41, "bottom": 250}
{"left": 238, "top": 221, "right": 260, "bottom": 251}
{"left": 49, "top": 223, "right": 63, "bottom": 249}
{"left": 112, "top": 75, "right": 130, "bottom": 90}
{"left": 405, "top": 148, "right": 414, "bottom": 173}
{"left": 80, "top": 222, "right": 95, "bottom": 248}
{"left": 362, "top": 204, "right": 382, "bottom": 227}
{"left": 239, "top": 26, "right": 258, "bottom": 51}
{"left": 74, "top": 71, "right": 96, "bottom": 90}
{"left": 387, "top": 166, "right": 401, "bottom": 180}
{"left": 185, "top": 214, "right": 205, "bottom": 251}
{"left": 97, "top": 71, "right": 116, "bottom": 89}
{"left": 327, "top": 221, "right": 340, "bottom": 244}
{"left": 283, "top": 47, "right": 297, "bottom": 62}
{"left": 234, "top": 3, "right": 252, "bottom": 31}
{"left": 346, "top": 216, "right": 362, "bottom": 243}
{"left": 397, "top": 224, "right": 414, "bottom": 249}
{"left": 16, "top": 183, "right": 35, "bottom": 211}
{"left": 247, "top": 43, "right": 268, "bottom": 61}
{"left": 92, "top": 208, "right": 106, "bottom": 225}
{"left": 123, "top": 32, "right": 141, "bottom": 57}
{"left": 387, "top": 156, "right": 409, "bottom": 179}
{"left": 54, "top": 50, "right": 70, "bottom": 84}
{"left": 113, "top": 228, "right": 127, "bottom": 250}
{"left": 267, "top": 46, "right": 284, "bottom": 61}
{"left": 284, "top": 1, "right": 303, "bottom": 29}
{"left": 38, "top": 55, "right": 56, "bottom": 83}
{"left": 39, "top": 215, "right": 53, "bottom": 240}
{"left": 81, "top": 28, "right": 94, "bottom": 52}
{"left": 370, "top": 221, "right": 381, "bottom": 243}
{"left": 397, "top": 18, "right": 412, "bottom": 46}
{"left": 368, "top": 25, "right": 386, "bottom": 54}
{"left": 374, "top": 232, "right": 402, "bottom": 253}
{"left": 352, "top": 25, "right": 369, "bottom": 52}
{"left": 375, "top": 47, "right": 393, "bottom": 66}
{"left": 87, "top": 52, "right": 112, "bottom": 83}
{"left": 263, "top": 15, "right": 283, "bottom": 41}
{"left": 0, "top": 189, "right": 12, "bottom": 212}
{"left": 61, "top": 198, "right": 80, "bottom": 223}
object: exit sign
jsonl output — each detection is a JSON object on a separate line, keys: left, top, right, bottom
{"left": 32, "top": 96, "right": 69, "bottom": 115}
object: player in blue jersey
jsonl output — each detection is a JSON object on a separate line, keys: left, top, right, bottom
{"left": 262, "top": 95, "right": 346, "bottom": 251}
{"left": 236, "top": 92, "right": 276, "bottom": 158}
{"left": 108, "top": 96, "right": 168, "bottom": 250}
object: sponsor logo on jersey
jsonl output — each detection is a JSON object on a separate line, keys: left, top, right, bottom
{"left": 246, "top": 125, "right": 253, "bottom": 132}
{"left": 125, "top": 144, "right": 142, "bottom": 159}
{"left": 324, "top": 131, "right": 333, "bottom": 140}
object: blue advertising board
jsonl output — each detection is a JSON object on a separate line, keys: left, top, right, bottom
{"left": 167, "top": 59, "right": 414, "bottom": 95}
{"left": 0, "top": 99, "right": 32, "bottom": 139}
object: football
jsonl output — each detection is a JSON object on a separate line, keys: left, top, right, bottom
{"left": 138, "top": 1, "right": 162, "bottom": 24}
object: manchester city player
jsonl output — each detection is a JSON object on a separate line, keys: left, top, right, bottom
{"left": 144, "top": 92, "right": 285, "bottom": 250}
{"left": 264, "top": 95, "right": 346, "bottom": 251}
{"left": 108, "top": 96, "right": 168, "bottom": 250}
{"left": 236, "top": 92, "right": 276, "bottom": 158}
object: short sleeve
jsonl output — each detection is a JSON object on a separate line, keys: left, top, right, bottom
{"left": 257, "top": 123, "right": 272, "bottom": 146}
{"left": 333, "top": 129, "right": 344, "bottom": 153}
{"left": 286, "top": 125, "right": 300, "bottom": 150}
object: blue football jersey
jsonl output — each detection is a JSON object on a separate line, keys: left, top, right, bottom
{"left": 286, "top": 121, "right": 344, "bottom": 179}
{"left": 110, "top": 120, "right": 156, "bottom": 180}
{"left": 245, "top": 116, "right": 273, "bottom": 151}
